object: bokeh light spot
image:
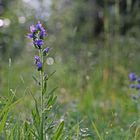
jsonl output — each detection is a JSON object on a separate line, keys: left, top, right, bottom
{"left": 0, "top": 19, "right": 4, "bottom": 27}
{"left": 46, "top": 57, "right": 54, "bottom": 65}
{"left": 18, "top": 16, "right": 26, "bottom": 24}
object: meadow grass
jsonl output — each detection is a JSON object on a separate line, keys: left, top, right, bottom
{"left": 0, "top": 16, "right": 140, "bottom": 139}
{"left": 0, "top": 38, "right": 140, "bottom": 139}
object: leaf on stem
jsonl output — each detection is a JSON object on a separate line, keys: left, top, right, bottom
{"left": 54, "top": 121, "right": 64, "bottom": 140}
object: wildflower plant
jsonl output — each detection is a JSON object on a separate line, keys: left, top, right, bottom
{"left": 129, "top": 72, "right": 140, "bottom": 100}
{"left": 26, "top": 21, "right": 64, "bottom": 140}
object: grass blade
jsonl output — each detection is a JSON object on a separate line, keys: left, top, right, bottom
{"left": 54, "top": 121, "right": 64, "bottom": 140}
{"left": 92, "top": 121, "right": 104, "bottom": 140}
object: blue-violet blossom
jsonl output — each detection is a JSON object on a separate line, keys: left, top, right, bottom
{"left": 27, "top": 33, "right": 34, "bottom": 39}
{"left": 35, "top": 55, "right": 40, "bottom": 64}
{"left": 43, "top": 47, "right": 49, "bottom": 55}
{"left": 40, "top": 28, "right": 46, "bottom": 37}
{"left": 30, "top": 25, "right": 36, "bottom": 33}
{"left": 35, "top": 39, "right": 44, "bottom": 49}
{"left": 136, "top": 84, "right": 140, "bottom": 90}
{"left": 129, "top": 73, "right": 136, "bottom": 81}
{"left": 37, "top": 62, "right": 42, "bottom": 71}
{"left": 36, "top": 21, "right": 42, "bottom": 30}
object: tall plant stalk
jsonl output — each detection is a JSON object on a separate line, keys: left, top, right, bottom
{"left": 39, "top": 49, "right": 44, "bottom": 139}
{"left": 27, "top": 21, "right": 64, "bottom": 139}
{"left": 28, "top": 21, "right": 49, "bottom": 139}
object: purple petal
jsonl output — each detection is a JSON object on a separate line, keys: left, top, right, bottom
{"left": 34, "top": 55, "right": 40, "bottom": 64}
{"left": 43, "top": 47, "right": 49, "bottom": 55}
{"left": 36, "top": 21, "right": 42, "bottom": 29}
{"left": 37, "top": 62, "right": 42, "bottom": 71}
{"left": 129, "top": 73, "right": 136, "bottom": 81}
{"left": 136, "top": 84, "right": 140, "bottom": 90}
{"left": 27, "top": 33, "right": 33, "bottom": 38}
{"left": 30, "top": 25, "right": 36, "bottom": 33}
{"left": 40, "top": 27, "right": 46, "bottom": 37}
{"left": 35, "top": 39, "right": 44, "bottom": 49}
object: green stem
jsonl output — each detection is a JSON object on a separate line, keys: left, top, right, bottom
{"left": 39, "top": 49, "right": 44, "bottom": 140}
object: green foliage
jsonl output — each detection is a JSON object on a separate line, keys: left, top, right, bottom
{"left": 0, "top": 0, "right": 140, "bottom": 139}
{"left": 54, "top": 121, "right": 64, "bottom": 140}
{"left": 0, "top": 94, "right": 22, "bottom": 138}
{"left": 92, "top": 121, "right": 104, "bottom": 140}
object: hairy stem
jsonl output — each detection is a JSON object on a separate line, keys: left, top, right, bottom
{"left": 39, "top": 49, "right": 44, "bottom": 140}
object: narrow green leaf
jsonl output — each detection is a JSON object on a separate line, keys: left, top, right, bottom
{"left": 76, "top": 124, "right": 80, "bottom": 139}
{"left": 32, "top": 75, "right": 40, "bottom": 85}
{"left": 24, "top": 121, "right": 34, "bottom": 140}
{"left": 92, "top": 121, "right": 104, "bottom": 140}
{"left": 47, "top": 71, "right": 56, "bottom": 80}
{"left": 45, "top": 121, "right": 55, "bottom": 133}
{"left": 47, "top": 87, "right": 58, "bottom": 98}
{"left": 30, "top": 128, "right": 40, "bottom": 140}
{"left": 0, "top": 95, "right": 14, "bottom": 118}
{"left": 30, "top": 92, "right": 40, "bottom": 125}
{"left": 31, "top": 110, "right": 40, "bottom": 137}
{"left": 0, "top": 111, "right": 8, "bottom": 134}
{"left": 0, "top": 95, "right": 15, "bottom": 134}
{"left": 28, "top": 89, "right": 40, "bottom": 137}
{"left": 47, "top": 94, "right": 54, "bottom": 107}
{"left": 54, "top": 121, "right": 64, "bottom": 140}
{"left": 43, "top": 79, "right": 47, "bottom": 95}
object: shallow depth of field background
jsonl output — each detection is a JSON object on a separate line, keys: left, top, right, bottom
{"left": 0, "top": 0, "right": 140, "bottom": 139}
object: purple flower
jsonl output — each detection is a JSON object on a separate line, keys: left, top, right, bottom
{"left": 43, "top": 47, "right": 49, "bottom": 55}
{"left": 35, "top": 39, "right": 44, "bottom": 49}
{"left": 130, "top": 84, "right": 135, "bottom": 88}
{"left": 37, "top": 62, "right": 42, "bottom": 71}
{"left": 136, "top": 84, "right": 140, "bottom": 90}
{"left": 40, "top": 27, "right": 46, "bottom": 37}
{"left": 35, "top": 55, "right": 40, "bottom": 64}
{"left": 28, "top": 21, "right": 47, "bottom": 41}
{"left": 36, "top": 21, "right": 42, "bottom": 29}
{"left": 30, "top": 25, "right": 36, "bottom": 33}
{"left": 27, "top": 33, "right": 34, "bottom": 39}
{"left": 129, "top": 73, "right": 136, "bottom": 81}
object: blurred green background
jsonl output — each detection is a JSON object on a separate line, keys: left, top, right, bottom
{"left": 0, "top": 0, "right": 140, "bottom": 139}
